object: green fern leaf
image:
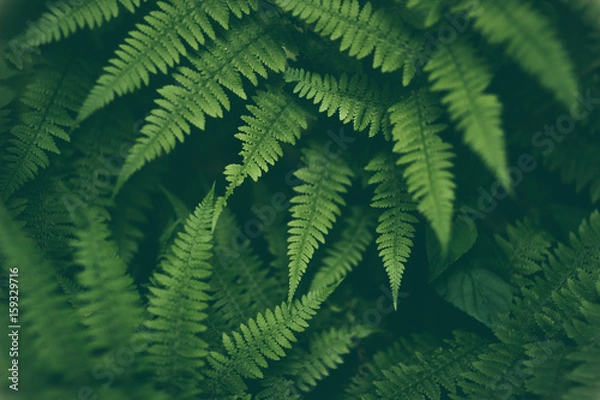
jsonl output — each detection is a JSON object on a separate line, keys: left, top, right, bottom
{"left": 208, "top": 208, "right": 282, "bottom": 337}
{"left": 206, "top": 284, "right": 338, "bottom": 396}
{"left": 309, "top": 206, "right": 376, "bottom": 291}
{"left": 287, "top": 142, "right": 354, "bottom": 302}
{"left": 456, "top": 0, "right": 578, "bottom": 107}
{"left": 365, "top": 152, "right": 418, "bottom": 310}
{"left": 345, "top": 333, "right": 439, "bottom": 398}
{"left": 405, "top": 0, "right": 445, "bottom": 27}
{"left": 389, "top": 89, "right": 456, "bottom": 252}
{"left": 0, "top": 200, "right": 89, "bottom": 380}
{"left": 279, "top": 324, "right": 375, "bottom": 392}
{"left": 77, "top": 0, "right": 257, "bottom": 121}
{"left": 495, "top": 218, "right": 553, "bottom": 278}
{"left": 425, "top": 38, "right": 509, "bottom": 188}
{"left": 223, "top": 86, "right": 311, "bottom": 200}
{"left": 0, "top": 55, "right": 93, "bottom": 201}
{"left": 71, "top": 206, "right": 144, "bottom": 353}
{"left": 114, "top": 15, "right": 288, "bottom": 194}
{"left": 143, "top": 187, "right": 216, "bottom": 388}
{"left": 274, "top": 0, "right": 422, "bottom": 79}
{"left": 284, "top": 68, "right": 394, "bottom": 138}
{"left": 15, "top": 0, "right": 147, "bottom": 49}
{"left": 372, "top": 331, "right": 486, "bottom": 400}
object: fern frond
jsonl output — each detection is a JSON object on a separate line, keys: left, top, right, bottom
{"left": 278, "top": 324, "right": 375, "bottom": 392}
{"left": 15, "top": 0, "right": 147, "bottom": 49}
{"left": 405, "top": 0, "right": 445, "bottom": 28}
{"left": 18, "top": 175, "right": 75, "bottom": 264}
{"left": 143, "top": 187, "right": 215, "bottom": 389}
{"left": 345, "top": 333, "right": 439, "bottom": 398}
{"left": 223, "top": 86, "right": 311, "bottom": 200}
{"left": 205, "top": 284, "right": 338, "bottom": 396}
{"left": 457, "top": 0, "right": 578, "bottom": 106}
{"left": 284, "top": 68, "right": 394, "bottom": 138}
{"left": 495, "top": 218, "right": 553, "bottom": 278}
{"left": 70, "top": 206, "right": 143, "bottom": 353}
{"left": 109, "top": 170, "right": 156, "bottom": 264}
{"left": 545, "top": 138, "right": 600, "bottom": 203}
{"left": 559, "top": 0, "right": 600, "bottom": 28}
{"left": 287, "top": 142, "right": 354, "bottom": 302}
{"left": 0, "top": 201, "right": 88, "bottom": 380}
{"left": 372, "top": 331, "right": 486, "bottom": 400}
{"left": 114, "top": 15, "right": 288, "bottom": 193}
{"left": 424, "top": 38, "right": 509, "bottom": 188}
{"left": 365, "top": 152, "right": 418, "bottom": 310}
{"left": 208, "top": 208, "right": 282, "bottom": 337}
{"left": 77, "top": 0, "right": 258, "bottom": 121}
{"left": 389, "top": 89, "right": 455, "bottom": 251}
{"left": 310, "top": 206, "right": 375, "bottom": 291}
{"left": 0, "top": 83, "right": 15, "bottom": 136}
{"left": 0, "top": 55, "right": 93, "bottom": 200}
{"left": 274, "top": 0, "right": 421, "bottom": 80}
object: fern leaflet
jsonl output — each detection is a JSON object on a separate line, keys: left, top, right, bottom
{"left": 274, "top": 0, "right": 422, "bottom": 81}
{"left": 425, "top": 38, "right": 509, "bottom": 188}
{"left": 366, "top": 152, "right": 418, "bottom": 310}
{"left": 0, "top": 201, "right": 89, "bottom": 380}
{"left": 309, "top": 206, "right": 375, "bottom": 291}
{"left": 77, "top": 0, "right": 257, "bottom": 121}
{"left": 205, "top": 284, "right": 338, "bottom": 396}
{"left": 143, "top": 187, "right": 215, "bottom": 389}
{"left": 457, "top": 0, "right": 578, "bottom": 106}
{"left": 71, "top": 206, "right": 143, "bottom": 354}
{"left": 0, "top": 54, "right": 93, "bottom": 201}
{"left": 287, "top": 142, "right": 354, "bottom": 302}
{"left": 114, "top": 15, "right": 288, "bottom": 194}
{"left": 15, "top": 0, "right": 146, "bottom": 49}
{"left": 223, "top": 86, "right": 311, "bottom": 200}
{"left": 284, "top": 68, "right": 394, "bottom": 138}
{"left": 389, "top": 89, "right": 455, "bottom": 252}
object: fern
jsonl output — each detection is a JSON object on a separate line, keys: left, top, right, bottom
{"left": 345, "top": 333, "right": 440, "bottom": 398}
{"left": 0, "top": 1, "right": 596, "bottom": 399}
{"left": 77, "top": 0, "right": 257, "bottom": 120}
{"left": 275, "top": 324, "right": 375, "bottom": 392}
{"left": 404, "top": 0, "right": 445, "bottom": 28}
{"left": 371, "top": 331, "right": 487, "bottom": 399}
{"left": 274, "top": 0, "right": 422, "bottom": 82}
{"left": 208, "top": 208, "right": 282, "bottom": 338}
{"left": 142, "top": 187, "right": 215, "bottom": 390}
{"left": 0, "top": 53, "right": 93, "bottom": 201}
{"left": 287, "top": 142, "right": 354, "bottom": 302}
{"left": 366, "top": 152, "right": 418, "bottom": 310}
{"left": 284, "top": 68, "right": 394, "bottom": 138}
{"left": 205, "top": 284, "right": 338, "bottom": 396}
{"left": 0, "top": 201, "right": 88, "bottom": 381}
{"left": 15, "top": 0, "right": 147, "bottom": 49}
{"left": 495, "top": 218, "right": 553, "bottom": 279}
{"left": 545, "top": 138, "right": 600, "bottom": 203}
{"left": 223, "top": 86, "right": 312, "bottom": 200}
{"left": 309, "top": 206, "right": 376, "bottom": 291}
{"left": 456, "top": 0, "right": 578, "bottom": 107}
{"left": 424, "top": 38, "right": 509, "bottom": 188}
{"left": 70, "top": 206, "right": 143, "bottom": 353}
{"left": 114, "top": 15, "right": 289, "bottom": 193}
{"left": 389, "top": 89, "right": 455, "bottom": 251}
